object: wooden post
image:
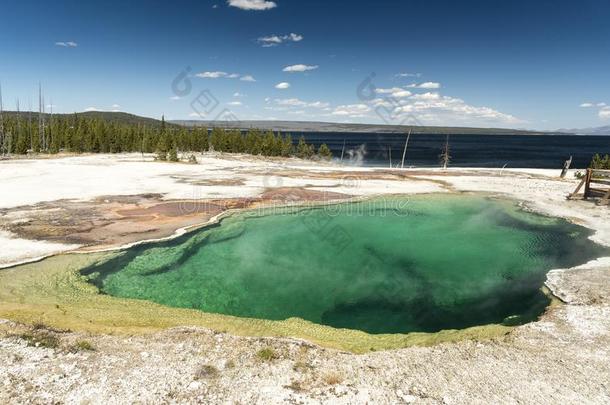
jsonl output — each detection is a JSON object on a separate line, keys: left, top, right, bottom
{"left": 584, "top": 168, "right": 592, "bottom": 199}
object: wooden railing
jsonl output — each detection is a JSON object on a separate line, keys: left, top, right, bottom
{"left": 569, "top": 168, "right": 610, "bottom": 204}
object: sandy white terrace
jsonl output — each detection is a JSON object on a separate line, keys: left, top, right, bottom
{"left": 0, "top": 153, "right": 606, "bottom": 267}
{"left": 1, "top": 153, "right": 610, "bottom": 404}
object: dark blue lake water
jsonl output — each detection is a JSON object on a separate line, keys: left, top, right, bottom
{"left": 294, "top": 133, "right": 610, "bottom": 168}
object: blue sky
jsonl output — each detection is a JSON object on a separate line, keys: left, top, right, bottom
{"left": 0, "top": 0, "right": 609, "bottom": 130}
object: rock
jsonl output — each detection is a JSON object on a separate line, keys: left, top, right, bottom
{"left": 188, "top": 381, "right": 202, "bottom": 391}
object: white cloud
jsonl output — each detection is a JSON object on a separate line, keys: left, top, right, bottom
{"left": 407, "top": 82, "right": 441, "bottom": 89}
{"left": 308, "top": 101, "right": 330, "bottom": 109}
{"left": 385, "top": 93, "right": 519, "bottom": 124}
{"left": 375, "top": 87, "right": 412, "bottom": 98}
{"left": 375, "top": 87, "right": 401, "bottom": 94}
{"left": 282, "top": 64, "right": 318, "bottom": 73}
{"left": 258, "top": 33, "right": 303, "bottom": 47}
{"left": 111, "top": 104, "right": 121, "bottom": 108}
{"left": 189, "top": 112, "right": 205, "bottom": 118}
{"left": 196, "top": 71, "right": 228, "bottom": 78}
{"left": 395, "top": 72, "right": 421, "bottom": 78}
{"left": 275, "top": 82, "right": 291, "bottom": 89}
{"left": 228, "top": 0, "right": 276, "bottom": 10}
{"left": 410, "top": 92, "right": 441, "bottom": 101}
{"left": 581, "top": 102, "right": 610, "bottom": 120}
{"left": 391, "top": 90, "right": 413, "bottom": 98}
{"left": 196, "top": 71, "right": 256, "bottom": 82}
{"left": 371, "top": 98, "right": 392, "bottom": 108}
{"left": 55, "top": 41, "right": 78, "bottom": 47}
{"left": 227, "top": 101, "right": 243, "bottom": 106}
{"left": 274, "top": 98, "right": 329, "bottom": 108}
{"left": 259, "top": 35, "right": 282, "bottom": 45}
{"left": 84, "top": 107, "right": 98, "bottom": 112}
{"left": 332, "top": 104, "right": 371, "bottom": 117}
{"left": 233, "top": 92, "right": 244, "bottom": 97}
{"left": 274, "top": 98, "right": 303, "bottom": 106}
{"left": 169, "top": 96, "right": 181, "bottom": 101}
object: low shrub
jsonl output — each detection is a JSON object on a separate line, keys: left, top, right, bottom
{"left": 256, "top": 347, "right": 278, "bottom": 362}
{"left": 71, "top": 340, "right": 96, "bottom": 352}
{"left": 19, "top": 332, "right": 60, "bottom": 349}
{"left": 322, "top": 372, "right": 343, "bottom": 385}
{"left": 590, "top": 153, "right": 610, "bottom": 170}
{"left": 194, "top": 364, "right": 219, "bottom": 379}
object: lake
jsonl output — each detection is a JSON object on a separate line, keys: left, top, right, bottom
{"left": 292, "top": 132, "right": 610, "bottom": 168}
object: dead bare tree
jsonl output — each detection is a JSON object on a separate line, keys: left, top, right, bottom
{"left": 440, "top": 135, "right": 451, "bottom": 169}
{"left": 38, "top": 83, "right": 46, "bottom": 152}
{"left": 0, "top": 82, "right": 4, "bottom": 155}
{"left": 28, "top": 99, "right": 33, "bottom": 151}
{"left": 401, "top": 129, "right": 411, "bottom": 169}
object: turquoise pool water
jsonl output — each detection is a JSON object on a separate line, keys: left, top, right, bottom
{"left": 83, "top": 195, "right": 607, "bottom": 334}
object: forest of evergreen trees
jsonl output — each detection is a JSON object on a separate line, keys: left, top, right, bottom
{"left": 0, "top": 113, "right": 333, "bottom": 161}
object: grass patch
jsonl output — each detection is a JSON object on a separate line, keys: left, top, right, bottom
{"left": 256, "top": 347, "right": 278, "bottom": 362}
{"left": 19, "top": 331, "right": 60, "bottom": 349}
{"left": 322, "top": 372, "right": 343, "bottom": 385}
{"left": 69, "top": 340, "right": 96, "bottom": 352}
{"left": 293, "top": 361, "right": 312, "bottom": 372}
{"left": 284, "top": 380, "right": 306, "bottom": 392}
{"left": 195, "top": 364, "right": 219, "bottom": 379}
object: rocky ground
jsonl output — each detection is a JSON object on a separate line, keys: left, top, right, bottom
{"left": 1, "top": 153, "right": 609, "bottom": 404}
{"left": 1, "top": 291, "right": 609, "bottom": 404}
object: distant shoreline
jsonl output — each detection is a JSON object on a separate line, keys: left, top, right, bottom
{"left": 170, "top": 119, "right": 565, "bottom": 136}
{"left": 4, "top": 110, "right": 609, "bottom": 135}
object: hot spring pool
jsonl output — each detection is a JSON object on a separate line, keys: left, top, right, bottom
{"left": 83, "top": 195, "right": 608, "bottom": 334}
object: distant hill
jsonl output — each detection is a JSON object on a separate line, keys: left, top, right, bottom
{"left": 1, "top": 111, "right": 173, "bottom": 128}
{"left": 170, "top": 119, "right": 563, "bottom": 135}
{"left": 1, "top": 111, "right": 589, "bottom": 135}
{"left": 557, "top": 125, "right": 610, "bottom": 136}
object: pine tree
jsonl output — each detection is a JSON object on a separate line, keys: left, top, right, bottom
{"left": 0, "top": 110, "right": 324, "bottom": 160}
{"left": 281, "top": 134, "right": 293, "bottom": 157}
{"left": 168, "top": 147, "right": 178, "bottom": 162}
{"left": 210, "top": 128, "right": 225, "bottom": 152}
{"left": 317, "top": 143, "right": 332, "bottom": 160}
{"left": 296, "top": 136, "right": 314, "bottom": 159}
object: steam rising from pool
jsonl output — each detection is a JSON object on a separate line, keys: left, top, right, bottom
{"left": 83, "top": 195, "right": 608, "bottom": 334}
